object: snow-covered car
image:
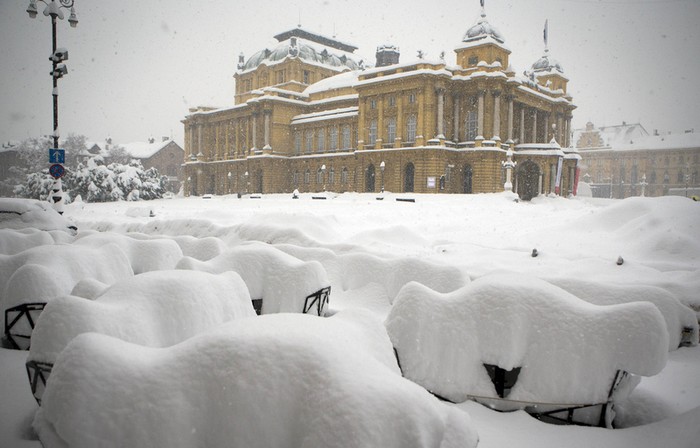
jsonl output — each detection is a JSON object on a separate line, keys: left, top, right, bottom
{"left": 176, "top": 242, "right": 331, "bottom": 316}
{"left": 385, "top": 273, "right": 669, "bottom": 428}
{"left": 0, "top": 198, "right": 77, "bottom": 235}
{"left": 33, "top": 310, "right": 478, "bottom": 448}
{"left": 26, "top": 270, "right": 254, "bottom": 404}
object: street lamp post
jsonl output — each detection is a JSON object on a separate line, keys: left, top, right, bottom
{"left": 380, "top": 161, "right": 385, "bottom": 193}
{"left": 244, "top": 171, "right": 249, "bottom": 195}
{"left": 227, "top": 172, "right": 232, "bottom": 195}
{"left": 27, "top": 0, "right": 78, "bottom": 214}
{"left": 321, "top": 164, "right": 326, "bottom": 192}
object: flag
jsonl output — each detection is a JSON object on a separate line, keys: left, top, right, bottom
{"left": 544, "top": 19, "right": 549, "bottom": 48}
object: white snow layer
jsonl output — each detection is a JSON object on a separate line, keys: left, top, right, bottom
{"left": 33, "top": 310, "right": 478, "bottom": 448}
{"left": 0, "top": 198, "right": 76, "bottom": 235}
{"left": 29, "top": 270, "right": 254, "bottom": 366}
{"left": 385, "top": 273, "right": 669, "bottom": 406}
{"left": 176, "top": 242, "right": 330, "bottom": 315}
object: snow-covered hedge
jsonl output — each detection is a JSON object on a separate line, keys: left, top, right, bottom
{"left": 176, "top": 242, "right": 330, "bottom": 315}
{"left": 385, "top": 273, "right": 669, "bottom": 409}
{"left": 29, "top": 270, "right": 253, "bottom": 366}
{"left": 0, "top": 198, "right": 77, "bottom": 235}
{"left": 550, "top": 279, "right": 699, "bottom": 350}
{"left": 75, "top": 231, "right": 183, "bottom": 274}
{"left": 33, "top": 310, "right": 478, "bottom": 448}
{"left": 0, "top": 228, "right": 55, "bottom": 256}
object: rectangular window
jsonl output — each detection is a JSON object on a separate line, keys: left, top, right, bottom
{"left": 294, "top": 132, "right": 301, "bottom": 155}
{"left": 276, "top": 70, "right": 286, "bottom": 84}
{"left": 406, "top": 114, "right": 417, "bottom": 142}
{"left": 387, "top": 117, "right": 397, "bottom": 143}
{"left": 329, "top": 126, "right": 338, "bottom": 151}
{"left": 317, "top": 129, "right": 325, "bottom": 152}
{"left": 388, "top": 96, "right": 396, "bottom": 107}
{"left": 370, "top": 99, "right": 377, "bottom": 109}
{"left": 342, "top": 125, "right": 351, "bottom": 149}
{"left": 305, "top": 130, "right": 313, "bottom": 153}
{"left": 368, "top": 119, "right": 378, "bottom": 145}
{"left": 303, "top": 70, "right": 310, "bottom": 84}
{"left": 408, "top": 93, "right": 416, "bottom": 104}
{"left": 465, "top": 110, "right": 477, "bottom": 141}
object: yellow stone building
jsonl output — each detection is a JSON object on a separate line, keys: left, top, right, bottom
{"left": 182, "top": 8, "right": 579, "bottom": 200}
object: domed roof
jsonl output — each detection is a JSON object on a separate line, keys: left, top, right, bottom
{"left": 463, "top": 11, "right": 505, "bottom": 44}
{"left": 531, "top": 49, "right": 564, "bottom": 74}
{"left": 242, "top": 38, "right": 360, "bottom": 72}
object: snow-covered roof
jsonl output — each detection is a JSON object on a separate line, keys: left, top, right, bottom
{"left": 573, "top": 122, "right": 649, "bottom": 149}
{"left": 303, "top": 70, "right": 360, "bottom": 96}
{"left": 121, "top": 139, "right": 179, "bottom": 160}
{"left": 531, "top": 49, "right": 564, "bottom": 74}
{"left": 291, "top": 107, "right": 359, "bottom": 125}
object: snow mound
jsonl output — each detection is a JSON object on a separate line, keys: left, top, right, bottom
{"left": 29, "top": 270, "right": 253, "bottom": 367}
{"left": 0, "top": 198, "right": 77, "bottom": 235}
{"left": 386, "top": 273, "right": 669, "bottom": 407}
{"left": 176, "top": 242, "right": 330, "bottom": 315}
{"left": 277, "top": 244, "right": 468, "bottom": 303}
{"left": 0, "top": 243, "right": 133, "bottom": 311}
{"left": 0, "top": 228, "right": 55, "bottom": 255}
{"left": 169, "top": 235, "right": 225, "bottom": 261}
{"left": 550, "top": 278, "right": 699, "bottom": 350}
{"left": 69, "top": 278, "right": 109, "bottom": 300}
{"left": 74, "top": 231, "right": 183, "bottom": 274}
{"left": 34, "top": 310, "right": 478, "bottom": 448}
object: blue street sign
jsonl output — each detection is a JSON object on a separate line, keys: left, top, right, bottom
{"left": 49, "top": 148, "right": 65, "bottom": 164}
{"left": 49, "top": 163, "right": 65, "bottom": 179}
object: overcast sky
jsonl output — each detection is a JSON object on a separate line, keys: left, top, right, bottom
{"left": 1, "top": 0, "right": 699, "bottom": 147}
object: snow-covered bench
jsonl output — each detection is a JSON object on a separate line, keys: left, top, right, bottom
{"left": 176, "top": 242, "right": 331, "bottom": 316}
{"left": 33, "top": 310, "right": 478, "bottom": 448}
{"left": 1, "top": 244, "right": 133, "bottom": 349}
{"left": 550, "top": 278, "right": 699, "bottom": 350}
{"left": 385, "top": 273, "right": 669, "bottom": 428}
{"left": 27, "top": 270, "right": 254, "bottom": 404}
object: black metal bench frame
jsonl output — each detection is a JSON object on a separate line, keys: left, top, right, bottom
{"left": 4, "top": 302, "right": 46, "bottom": 350}
{"left": 303, "top": 286, "right": 331, "bottom": 316}
{"left": 26, "top": 360, "right": 53, "bottom": 405}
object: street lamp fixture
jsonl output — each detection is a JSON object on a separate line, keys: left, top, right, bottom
{"left": 26, "top": 0, "right": 79, "bottom": 214}
{"left": 380, "top": 161, "right": 385, "bottom": 193}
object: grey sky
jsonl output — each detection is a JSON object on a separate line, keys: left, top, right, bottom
{"left": 1, "top": 0, "right": 699, "bottom": 147}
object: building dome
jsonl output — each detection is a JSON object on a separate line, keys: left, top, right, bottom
{"left": 242, "top": 38, "right": 360, "bottom": 72}
{"left": 531, "top": 49, "right": 564, "bottom": 73}
{"left": 463, "top": 11, "right": 505, "bottom": 43}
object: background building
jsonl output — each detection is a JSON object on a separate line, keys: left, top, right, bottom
{"left": 182, "top": 8, "right": 578, "bottom": 200}
{"left": 575, "top": 122, "right": 700, "bottom": 198}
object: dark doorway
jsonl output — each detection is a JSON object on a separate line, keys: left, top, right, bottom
{"left": 404, "top": 162, "right": 415, "bottom": 192}
{"left": 463, "top": 164, "right": 473, "bottom": 194}
{"left": 517, "top": 160, "right": 540, "bottom": 201}
{"left": 366, "top": 164, "right": 376, "bottom": 192}
{"left": 255, "top": 169, "right": 263, "bottom": 193}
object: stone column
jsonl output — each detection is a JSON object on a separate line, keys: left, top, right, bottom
{"left": 263, "top": 111, "right": 271, "bottom": 149}
{"left": 197, "top": 124, "right": 203, "bottom": 156}
{"left": 507, "top": 95, "right": 514, "bottom": 143}
{"left": 252, "top": 113, "right": 258, "bottom": 150}
{"left": 492, "top": 90, "right": 501, "bottom": 141}
{"left": 436, "top": 88, "right": 445, "bottom": 139}
{"left": 557, "top": 113, "right": 563, "bottom": 144}
{"left": 477, "top": 90, "right": 485, "bottom": 139}
{"left": 520, "top": 106, "right": 525, "bottom": 144}
{"left": 543, "top": 112, "right": 550, "bottom": 142}
{"left": 453, "top": 95, "right": 460, "bottom": 142}
{"left": 376, "top": 97, "right": 384, "bottom": 149}
{"left": 565, "top": 117, "right": 572, "bottom": 147}
{"left": 531, "top": 109, "right": 538, "bottom": 143}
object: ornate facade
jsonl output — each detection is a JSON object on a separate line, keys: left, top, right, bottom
{"left": 182, "top": 8, "right": 579, "bottom": 200}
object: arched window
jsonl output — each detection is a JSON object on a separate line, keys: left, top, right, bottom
{"left": 368, "top": 119, "right": 378, "bottom": 145}
{"left": 317, "top": 168, "right": 324, "bottom": 184}
{"left": 387, "top": 117, "right": 397, "bottom": 143}
{"left": 329, "top": 126, "right": 338, "bottom": 151}
{"left": 292, "top": 170, "right": 299, "bottom": 186}
{"left": 465, "top": 110, "right": 477, "bottom": 141}
{"left": 294, "top": 132, "right": 301, "bottom": 155}
{"left": 404, "top": 162, "right": 415, "bottom": 193}
{"left": 304, "top": 169, "right": 310, "bottom": 184}
{"left": 366, "top": 164, "right": 376, "bottom": 192}
{"left": 329, "top": 167, "right": 335, "bottom": 184}
{"left": 341, "top": 167, "right": 348, "bottom": 184}
{"left": 305, "top": 131, "right": 314, "bottom": 153}
{"left": 317, "top": 129, "right": 325, "bottom": 152}
{"left": 342, "top": 125, "right": 351, "bottom": 149}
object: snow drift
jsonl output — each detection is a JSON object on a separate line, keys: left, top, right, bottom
{"left": 385, "top": 273, "right": 669, "bottom": 408}
{"left": 0, "top": 198, "right": 77, "bottom": 235}
{"left": 33, "top": 310, "right": 478, "bottom": 448}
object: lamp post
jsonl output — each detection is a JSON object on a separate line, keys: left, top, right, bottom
{"left": 501, "top": 149, "right": 516, "bottom": 192}
{"left": 227, "top": 171, "right": 232, "bottom": 195}
{"left": 27, "top": 0, "right": 78, "bottom": 214}
{"left": 321, "top": 164, "right": 326, "bottom": 192}
{"left": 380, "top": 161, "right": 385, "bottom": 193}
{"left": 244, "top": 171, "right": 249, "bottom": 195}
{"left": 639, "top": 174, "right": 648, "bottom": 197}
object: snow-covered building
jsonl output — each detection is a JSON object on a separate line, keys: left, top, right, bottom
{"left": 120, "top": 137, "right": 184, "bottom": 192}
{"left": 182, "top": 6, "right": 578, "bottom": 200}
{"left": 0, "top": 141, "right": 20, "bottom": 196}
{"left": 575, "top": 122, "right": 700, "bottom": 198}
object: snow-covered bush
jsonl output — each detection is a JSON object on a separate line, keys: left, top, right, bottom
{"left": 33, "top": 310, "right": 478, "bottom": 448}
{"left": 176, "top": 242, "right": 330, "bottom": 315}
{"left": 28, "top": 270, "right": 254, "bottom": 403}
{"left": 385, "top": 273, "right": 669, "bottom": 419}
{"left": 0, "top": 228, "right": 54, "bottom": 256}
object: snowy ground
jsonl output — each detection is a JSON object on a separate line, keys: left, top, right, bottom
{"left": 1, "top": 192, "right": 699, "bottom": 447}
